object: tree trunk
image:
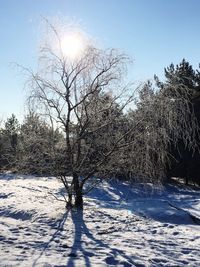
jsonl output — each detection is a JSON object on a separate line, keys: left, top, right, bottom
{"left": 185, "top": 164, "right": 189, "bottom": 186}
{"left": 185, "top": 175, "right": 189, "bottom": 186}
{"left": 75, "top": 190, "right": 83, "bottom": 209}
{"left": 73, "top": 173, "right": 83, "bottom": 209}
{"left": 66, "top": 193, "right": 73, "bottom": 209}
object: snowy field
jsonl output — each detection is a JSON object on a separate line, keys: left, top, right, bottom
{"left": 0, "top": 174, "right": 199, "bottom": 267}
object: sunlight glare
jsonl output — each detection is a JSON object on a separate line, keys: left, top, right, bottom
{"left": 61, "top": 32, "right": 86, "bottom": 59}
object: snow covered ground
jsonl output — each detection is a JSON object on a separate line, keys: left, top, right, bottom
{"left": 0, "top": 173, "right": 199, "bottom": 267}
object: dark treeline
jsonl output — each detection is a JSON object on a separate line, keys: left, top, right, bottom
{"left": 155, "top": 59, "right": 200, "bottom": 186}
{"left": 0, "top": 59, "right": 200, "bottom": 191}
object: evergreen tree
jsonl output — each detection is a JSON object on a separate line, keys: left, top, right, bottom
{"left": 0, "top": 114, "right": 20, "bottom": 170}
{"left": 4, "top": 114, "right": 20, "bottom": 155}
{"left": 155, "top": 59, "right": 200, "bottom": 99}
{"left": 155, "top": 59, "right": 200, "bottom": 185}
{"left": 19, "top": 112, "right": 63, "bottom": 175}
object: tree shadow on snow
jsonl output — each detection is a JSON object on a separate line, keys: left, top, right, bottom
{"left": 66, "top": 210, "right": 136, "bottom": 267}
{"left": 32, "top": 211, "right": 69, "bottom": 267}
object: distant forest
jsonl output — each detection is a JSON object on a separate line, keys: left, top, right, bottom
{"left": 1, "top": 59, "right": 200, "bottom": 189}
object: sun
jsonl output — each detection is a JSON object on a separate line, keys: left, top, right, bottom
{"left": 60, "top": 32, "right": 85, "bottom": 59}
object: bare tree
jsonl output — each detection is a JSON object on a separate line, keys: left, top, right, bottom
{"left": 25, "top": 20, "right": 199, "bottom": 210}
{"left": 26, "top": 21, "right": 135, "bottom": 209}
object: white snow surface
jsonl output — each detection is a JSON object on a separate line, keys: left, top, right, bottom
{"left": 0, "top": 173, "right": 199, "bottom": 267}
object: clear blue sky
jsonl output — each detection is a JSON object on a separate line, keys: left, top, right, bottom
{"left": 1, "top": 0, "right": 200, "bottom": 121}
